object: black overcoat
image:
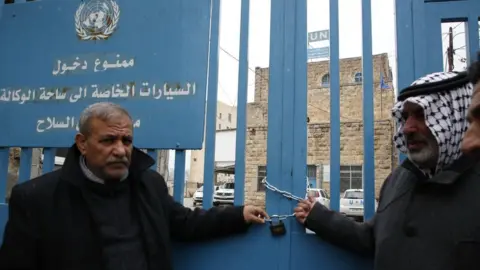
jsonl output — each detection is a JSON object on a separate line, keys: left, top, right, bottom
{"left": 0, "top": 145, "right": 249, "bottom": 270}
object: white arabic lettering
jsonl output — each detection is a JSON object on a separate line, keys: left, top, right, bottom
{"left": 53, "top": 55, "right": 134, "bottom": 76}
{"left": 1, "top": 82, "right": 196, "bottom": 104}
{"left": 162, "top": 82, "right": 196, "bottom": 100}
{"left": 36, "top": 116, "right": 141, "bottom": 133}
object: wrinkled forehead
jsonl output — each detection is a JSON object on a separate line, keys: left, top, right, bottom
{"left": 91, "top": 116, "right": 133, "bottom": 134}
{"left": 401, "top": 101, "right": 424, "bottom": 114}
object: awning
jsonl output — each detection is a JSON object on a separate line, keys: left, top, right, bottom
{"left": 215, "top": 164, "right": 235, "bottom": 174}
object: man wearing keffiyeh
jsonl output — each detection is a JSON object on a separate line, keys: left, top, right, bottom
{"left": 294, "top": 71, "right": 480, "bottom": 270}
{"left": 392, "top": 71, "right": 472, "bottom": 177}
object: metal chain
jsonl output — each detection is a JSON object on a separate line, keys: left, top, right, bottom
{"left": 261, "top": 177, "right": 308, "bottom": 222}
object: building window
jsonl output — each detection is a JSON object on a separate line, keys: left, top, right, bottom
{"left": 321, "top": 73, "right": 330, "bottom": 87}
{"left": 319, "top": 164, "right": 363, "bottom": 192}
{"left": 307, "top": 165, "right": 317, "bottom": 188}
{"left": 354, "top": 72, "right": 363, "bottom": 83}
{"left": 218, "top": 113, "right": 222, "bottom": 119}
{"left": 257, "top": 165, "right": 267, "bottom": 191}
{"left": 228, "top": 113, "right": 232, "bottom": 122}
{"left": 218, "top": 124, "right": 222, "bottom": 129}
{"left": 340, "top": 165, "right": 363, "bottom": 192}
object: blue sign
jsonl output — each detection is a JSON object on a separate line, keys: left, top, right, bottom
{"left": 307, "top": 47, "right": 330, "bottom": 59}
{"left": 0, "top": 0, "right": 211, "bottom": 149}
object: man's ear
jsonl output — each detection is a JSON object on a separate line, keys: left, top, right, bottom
{"left": 75, "top": 133, "right": 87, "bottom": 155}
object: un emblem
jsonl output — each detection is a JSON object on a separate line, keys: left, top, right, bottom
{"left": 75, "top": 0, "right": 120, "bottom": 40}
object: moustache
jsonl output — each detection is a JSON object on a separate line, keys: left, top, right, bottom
{"left": 106, "top": 158, "right": 129, "bottom": 166}
{"left": 405, "top": 133, "right": 428, "bottom": 143}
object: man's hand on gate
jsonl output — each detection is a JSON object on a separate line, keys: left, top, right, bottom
{"left": 294, "top": 197, "right": 316, "bottom": 224}
{"left": 243, "top": 205, "right": 269, "bottom": 224}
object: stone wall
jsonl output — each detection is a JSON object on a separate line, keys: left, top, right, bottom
{"left": 245, "top": 53, "right": 398, "bottom": 207}
{"left": 5, "top": 148, "right": 21, "bottom": 201}
{"left": 244, "top": 121, "right": 396, "bottom": 207}
{"left": 253, "top": 53, "right": 395, "bottom": 122}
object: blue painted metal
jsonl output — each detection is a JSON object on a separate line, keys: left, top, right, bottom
{"left": 290, "top": 0, "right": 308, "bottom": 231}
{"left": 201, "top": 0, "right": 221, "bottom": 209}
{"left": 424, "top": 7, "right": 445, "bottom": 74}
{"left": 0, "top": 0, "right": 211, "bottom": 150}
{"left": 233, "top": 0, "right": 249, "bottom": 206}
{"left": 361, "top": 0, "right": 375, "bottom": 221}
{"left": 173, "top": 150, "right": 186, "bottom": 202}
{"left": 394, "top": 0, "right": 414, "bottom": 163}
{"left": 465, "top": 14, "right": 479, "bottom": 64}
{"left": 276, "top": 2, "right": 302, "bottom": 267}
{"left": 411, "top": 0, "right": 480, "bottom": 74}
{"left": 41, "top": 148, "right": 55, "bottom": 174}
{"left": 266, "top": 0, "right": 287, "bottom": 226}
{"left": 146, "top": 149, "right": 157, "bottom": 170}
{"left": 18, "top": 148, "right": 32, "bottom": 183}
{"left": 329, "top": 0, "right": 341, "bottom": 212}
{"left": 412, "top": 0, "right": 428, "bottom": 77}
{"left": 0, "top": 0, "right": 474, "bottom": 269}
{"left": 175, "top": 1, "right": 372, "bottom": 269}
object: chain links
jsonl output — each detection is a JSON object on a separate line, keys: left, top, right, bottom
{"left": 261, "top": 177, "right": 309, "bottom": 222}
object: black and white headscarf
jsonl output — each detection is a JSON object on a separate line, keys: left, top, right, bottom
{"left": 392, "top": 71, "right": 473, "bottom": 176}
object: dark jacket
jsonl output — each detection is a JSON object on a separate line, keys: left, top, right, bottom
{"left": 0, "top": 145, "right": 249, "bottom": 270}
{"left": 305, "top": 155, "right": 480, "bottom": 270}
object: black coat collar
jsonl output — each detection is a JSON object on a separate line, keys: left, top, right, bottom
{"left": 401, "top": 154, "right": 479, "bottom": 184}
{"left": 57, "top": 144, "right": 170, "bottom": 270}
{"left": 59, "top": 144, "right": 155, "bottom": 187}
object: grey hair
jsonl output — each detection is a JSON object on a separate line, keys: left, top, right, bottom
{"left": 78, "top": 102, "right": 132, "bottom": 136}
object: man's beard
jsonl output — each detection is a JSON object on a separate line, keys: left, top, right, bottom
{"left": 406, "top": 133, "right": 439, "bottom": 169}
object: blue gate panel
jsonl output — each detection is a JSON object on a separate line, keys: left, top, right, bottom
{"left": 2, "top": 0, "right": 474, "bottom": 268}
{"left": 0, "top": 0, "right": 210, "bottom": 149}
{"left": 411, "top": 0, "right": 480, "bottom": 76}
{"left": 173, "top": 226, "right": 373, "bottom": 270}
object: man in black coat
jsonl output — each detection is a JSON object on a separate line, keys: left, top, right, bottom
{"left": 0, "top": 102, "right": 268, "bottom": 270}
{"left": 294, "top": 71, "right": 480, "bottom": 270}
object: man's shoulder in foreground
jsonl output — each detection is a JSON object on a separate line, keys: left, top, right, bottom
{"left": 138, "top": 168, "right": 168, "bottom": 188}
{"left": 10, "top": 170, "right": 62, "bottom": 201}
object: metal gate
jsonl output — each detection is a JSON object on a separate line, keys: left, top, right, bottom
{"left": 0, "top": 0, "right": 476, "bottom": 269}
{"left": 396, "top": 0, "right": 480, "bottom": 89}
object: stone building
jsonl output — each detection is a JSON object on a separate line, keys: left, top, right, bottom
{"left": 244, "top": 53, "right": 397, "bottom": 206}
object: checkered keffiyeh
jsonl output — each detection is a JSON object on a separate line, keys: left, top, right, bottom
{"left": 392, "top": 71, "right": 473, "bottom": 175}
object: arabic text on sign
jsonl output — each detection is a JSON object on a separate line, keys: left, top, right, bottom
{"left": 52, "top": 54, "right": 135, "bottom": 76}
{"left": 0, "top": 82, "right": 197, "bottom": 104}
{"left": 36, "top": 117, "right": 141, "bottom": 133}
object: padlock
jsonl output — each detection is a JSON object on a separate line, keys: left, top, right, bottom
{"left": 269, "top": 220, "right": 286, "bottom": 236}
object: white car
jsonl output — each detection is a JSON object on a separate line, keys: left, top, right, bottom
{"left": 193, "top": 185, "right": 219, "bottom": 206}
{"left": 213, "top": 182, "right": 234, "bottom": 206}
{"left": 307, "top": 188, "right": 330, "bottom": 209}
{"left": 339, "top": 189, "right": 378, "bottom": 221}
